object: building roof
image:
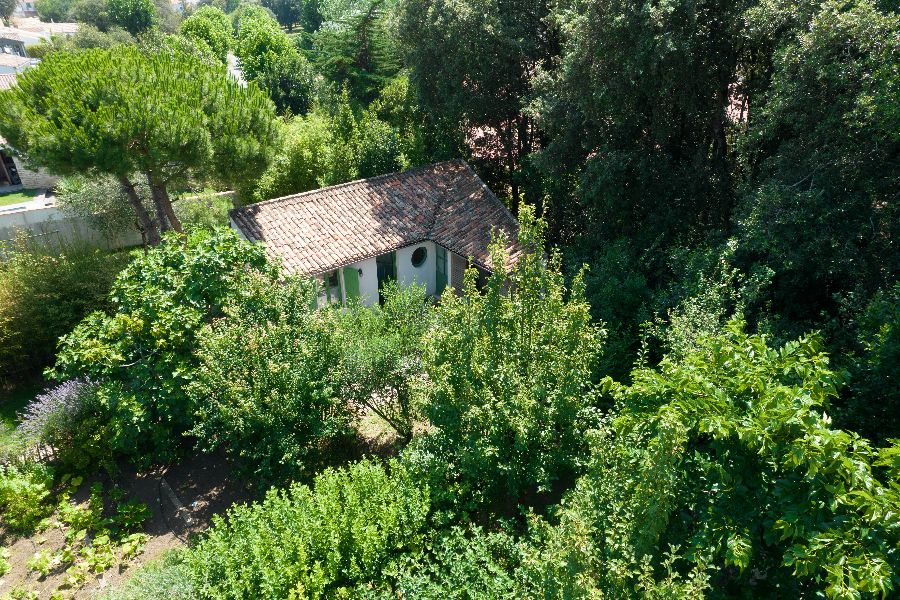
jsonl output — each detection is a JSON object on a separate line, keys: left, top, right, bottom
{"left": 0, "top": 72, "right": 17, "bottom": 90}
{"left": 230, "top": 160, "right": 522, "bottom": 276}
{"left": 0, "top": 54, "right": 31, "bottom": 68}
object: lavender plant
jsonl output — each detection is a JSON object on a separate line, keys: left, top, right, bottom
{"left": 16, "top": 379, "right": 95, "bottom": 465}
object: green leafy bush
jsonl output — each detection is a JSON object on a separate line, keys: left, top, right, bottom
{"left": 528, "top": 322, "right": 900, "bottom": 597}
{"left": 98, "top": 549, "right": 196, "bottom": 600}
{"left": 0, "top": 462, "right": 54, "bottom": 534}
{"left": 180, "top": 6, "right": 231, "bottom": 63}
{"left": 51, "top": 228, "right": 274, "bottom": 464}
{"left": 418, "top": 206, "right": 604, "bottom": 512}
{"left": 250, "top": 113, "right": 334, "bottom": 201}
{"left": 0, "top": 239, "right": 128, "bottom": 383}
{"left": 188, "top": 459, "right": 429, "bottom": 599}
{"left": 336, "top": 281, "right": 430, "bottom": 442}
{"left": 189, "top": 275, "right": 352, "bottom": 484}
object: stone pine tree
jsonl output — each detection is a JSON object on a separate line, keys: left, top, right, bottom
{"left": 0, "top": 45, "right": 278, "bottom": 245}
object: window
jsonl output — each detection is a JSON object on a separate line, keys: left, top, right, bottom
{"left": 411, "top": 246, "right": 427, "bottom": 268}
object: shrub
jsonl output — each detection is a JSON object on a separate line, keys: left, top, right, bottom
{"left": 189, "top": 276, "right": 352, "bottom": 484}
{"left": 0, "top": 239, "right": 128, "bottom": 383}
{"left": 0, "top": 462, "right": 54, "bottom": 534}
{"left": 98, "top": 549, "right": 196, "bottom": 600}
{"left": 16, "top": 379, "right": 113, "bottom": 472}
{"left": 384, "top": 526, "right": 522, "bottom": 599}
{"left": 51, "top": 228, "right": 274, "bottom": 464}
{"left": 187, "top": 459, "right": 429, "bottom": 599}
{"left": 535, "top": 321, "right": 900, "bottom": 597}
{"left": 251, "top": 113, "right": 333, "bottom": 201}
{"left": 180, "top": 6, "right": 231, "bottom": 63}
{"left": 55, "top": 175, "right": 147, "bottom": 245}
{"left": 336, "top": 281, "right": 430, "bottom": 442}
{"left": 418, "top": 206, "right": 604, "bottom": 512}
{"left": 173, "top": 192, "right": 233, "bottom": 230}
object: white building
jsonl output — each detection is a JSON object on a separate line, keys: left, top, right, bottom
{"left": 229, "top": 160, "right": 522, "bottom": 306}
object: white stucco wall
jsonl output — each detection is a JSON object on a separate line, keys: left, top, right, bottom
{"left": 348, "top": 256, "right": 379, "bottom": 306}
{"left": 397, "top": 241, "right": 436, "bottom": 296}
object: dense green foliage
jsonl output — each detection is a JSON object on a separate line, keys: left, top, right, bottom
{"left": 416, "top": 207, "right": 603, "bottom": 512}
{"left": 0, "top": 463, "right": 54, "bottom": 533}
{"left": 107, "top": 0, "right": 156, "bottom": 34}
{"left": 179, "top": 6, "right": 231, "bottom": 62}
{"left": 188, "top": 460, "right": 429, "bottom": 598}
{"left": 0, "top": 240, "right": 127, "bottom": 384}
{"left": 335, "top": 281, "right": 430, "bottom": 441}
{"left": 51, "top": 229, "right": 273, "bottom": 463}
{"left": 189, "top": 276, "right": 352, "bottom": 484}
{"left": 0, "top": 45, "right": 277, "bottom": 245}
{"left": 233, "top": 5, "right": 316, "bottom": 114}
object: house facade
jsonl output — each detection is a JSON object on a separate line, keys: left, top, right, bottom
{"left": 230, "top": 160, "right": 520, "bottom": 307}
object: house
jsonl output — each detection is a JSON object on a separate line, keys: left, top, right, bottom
{"left": 230, "top": 160, "right": 522, "bottom": 307}
{"left": 0, "top": 53, "right": 34, "bottom": 74}
{"left": 13, "top": 0, "right": 38, "bottom": 17}
{"left": 0, "top": 73, "right": 59, "bottom": 191}
{"left": 0, "top": 34, "right": 27, "bottom": 58}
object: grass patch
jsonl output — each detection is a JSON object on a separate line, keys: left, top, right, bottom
{"left": 0, "top": 377, "right": 46, "bottom": 450}
{"left": 0, "top": 189, "right": 42, "bottom": 207}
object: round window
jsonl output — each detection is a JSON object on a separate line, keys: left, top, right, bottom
{"left": 411, "top": 246, "right": 427, "bottom": 268}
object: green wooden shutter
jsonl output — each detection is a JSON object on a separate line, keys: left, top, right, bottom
{"left": 436, "top": 246, "right": 447, "bottom": 295}
{"left": 343, "top": 267, "right": 360, "bottom": 301}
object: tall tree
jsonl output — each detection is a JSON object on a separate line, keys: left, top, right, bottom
{"left": 309, "top": 0, "right": 400, "bottom": 103}
{"left": 233, "top": 5, "right": 316, "bottom": 114}
{"left": 0, "top": 45, "right": 278, "bottom": 245}
{"left": 0, "top": 0, "right": 15, "bottom": 26}
{"left": 398, "top": 0, "right": 557, "bottom": 212}
{"left": 180, "top": 5, "right": 231, "bottom": 62}
{"left": 107, "top": 0, "right": 157, "bottom": 34}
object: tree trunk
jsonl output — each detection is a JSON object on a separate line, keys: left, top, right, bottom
{"left": 118, "top": 175, "right": 159, "bottom": 245}
{"left": 147, "top": 174, "right": 183, "bottom": 234}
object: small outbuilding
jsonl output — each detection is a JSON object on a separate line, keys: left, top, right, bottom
{"left": 230, "top": 160, "right": 522, "bottom": 306}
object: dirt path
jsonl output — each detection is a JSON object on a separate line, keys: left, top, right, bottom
{"left": 1, "top": 452, "right": 250, "bottom": 599}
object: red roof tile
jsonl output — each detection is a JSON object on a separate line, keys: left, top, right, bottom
{"left": 230, "top": 160, "right": 522, "bottom": 276}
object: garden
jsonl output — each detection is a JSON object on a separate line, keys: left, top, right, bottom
{"left": 0, "top": 214, "right": 897, "bottom": 599}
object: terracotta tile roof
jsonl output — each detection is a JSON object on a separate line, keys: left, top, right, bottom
{"left": 0, "top": 73, "right": 16, "bottom": 90}
{"left": 230, "top": 159, "right": 522, "bottom": 276}
{"left": 0, "top": 54, "right": 31, "bottom": 68}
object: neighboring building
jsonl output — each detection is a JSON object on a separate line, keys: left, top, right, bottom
{"left": 230, "top": 160, "right": 522, "bottom": 307}
{"left": 13, "top": 0, "right": 38, "bottom": 17}
{"left": 0, "top": 52, "right": 34, "bottom": 73}
{"left": 0, "top": 34, "right": 27, "bottom": 57}
{"left": 0, "top": 18, "right": 78, "bottom": 47}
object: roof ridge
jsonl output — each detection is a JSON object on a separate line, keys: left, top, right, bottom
{"left": 229, "top": 159, "right": 466, "bottom": 216}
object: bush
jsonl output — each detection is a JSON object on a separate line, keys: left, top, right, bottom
{"left": 251, "top": 113, "right": 333, "bottom": 201}
{"left": 16, "top": 379, "right": 113, "bottom": 472}
{"left": 384, "top": 526, "right": 522, "bottom": 599}
{"left": 189, "top": 276, "right": 352, "bottom": 484}
{"left": 418, "top": 206, "right": 604, "bottom": 513}
{"left": 187, "top": 459, "right": 429, "bottom": 599}
{"left": 51, "top": 228, "right": 273, "bottom": 464}
{"left": 56, "top": 175, "right": 147, "bottom": 245}
{"left": 0, "top": 239, "right": 128, "bottom": 383}
{"left": 0, "top": 462, "right": 54, "bottom": 534}
{"left": 179, "top": 6, "right": 231, "bottom": 63}
{"left": 98, "top": 549, "right": 196, "bottom": 600}
{"left": 534, "top": 321, "right": 900, "bottom": 597}
{"left": 336, "top": 281, "right": 430, "bottom": 442}
{"left": 173, "top": 191, "right": 233, "bottom": 230}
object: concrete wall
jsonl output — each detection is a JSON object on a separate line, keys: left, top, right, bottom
{"left": 0, "top": 202, "right": 141, "bottom": 251}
